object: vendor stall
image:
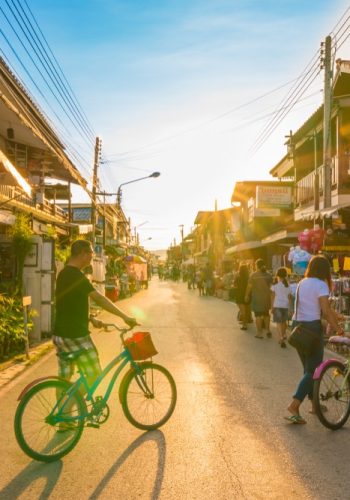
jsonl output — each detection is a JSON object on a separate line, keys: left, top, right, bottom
{"left": 125, "top": 254, "right": 148, "bottom": 290}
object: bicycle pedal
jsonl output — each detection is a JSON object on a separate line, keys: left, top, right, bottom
{"left": 86, "top": 422, "right": 100, "bottom": 428}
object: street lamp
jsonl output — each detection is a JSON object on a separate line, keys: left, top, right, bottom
{"left": 95, "top": 172, "right": 161, "bottom": 206}
{"left": 117, "top": 172, "right": 160, "bottom": 206}
{"left": 95, "top": 173, "right": 160, "bottom": 245}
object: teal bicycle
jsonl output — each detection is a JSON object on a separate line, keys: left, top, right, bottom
{"left": 14, "top": 323, "right": 177, "bottom": 462}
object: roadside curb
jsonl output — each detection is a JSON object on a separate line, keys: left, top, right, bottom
{"left": 0, "top": 341, "right": 54, "bottom": 390}
{"left": 0, "top": 311, "right": 105, "bottom": 390}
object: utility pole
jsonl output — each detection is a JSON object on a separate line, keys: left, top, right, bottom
{"left": 285, "top": 130, "right": 295, "bottom": 205}
{"left": 179, "top": 224, "right": 184, "bottom": 264}
{"left": 313, "top": 130, "right": 319, "bottom": 213}
{"left": 91, "top": 137, "right": 102, "bottom": 248}
{"left": 322, "top": 35, "right": 332, "bottom": 209}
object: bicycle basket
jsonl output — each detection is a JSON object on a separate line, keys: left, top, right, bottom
{"left": 125, "top": 331, "right": 158, "bottom": 360}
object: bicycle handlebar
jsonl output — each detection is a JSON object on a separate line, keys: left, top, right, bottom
{"left": 89, "top": 316, "right": 137, "bottom": 343}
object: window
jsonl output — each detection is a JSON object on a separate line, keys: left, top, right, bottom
{"left": 6, "top": 141, "right": 28, "bottom": 170}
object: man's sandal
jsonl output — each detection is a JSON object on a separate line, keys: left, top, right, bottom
{"left": 284, "top": 415, "right": 306, "bottom": 424}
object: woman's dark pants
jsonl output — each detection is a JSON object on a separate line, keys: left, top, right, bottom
{"left": 292, "top": 320, "right": 324, "bottom": 402}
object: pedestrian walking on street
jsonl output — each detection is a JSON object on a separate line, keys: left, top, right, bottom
{"left": 285, "top": 255, "right": 344, "bottom": 424}
{"left": 233, "top": 263, "right": 250, "bottom": 330}
{"left": 271, "top": 267, "right": 292, "bottom": 348}
{"left": 53, "top": 240, "right": 137, "bottom": 390}
{"left": 187, "top": 264, "right": 196, "bottom": 290}
{"left": 245, "top": 259, "right": 272, "bottom": 339}
{"left": 203, "top": 263, "right": 214, "bottom": 296}
{"left": 195, "top": 268, "right": 204, "bottom": 296}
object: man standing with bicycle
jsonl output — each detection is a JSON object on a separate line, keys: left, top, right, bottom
{"left": 53, "top": 239, "right": 137, "bottom": 386}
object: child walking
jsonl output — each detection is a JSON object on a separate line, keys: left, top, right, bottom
{"left": 271, "top": 267, "right": 292, "bottom": 348}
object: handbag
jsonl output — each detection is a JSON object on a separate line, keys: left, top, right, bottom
{"left": 287, "top": 285, "right": 320, "bottom": 355}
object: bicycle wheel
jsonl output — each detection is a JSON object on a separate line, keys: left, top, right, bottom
{"left": 313, "top": 360, "right": 350, "bottom": 430}
{"left": 121, "top": 362, "right": 177, "bottom": 430}
{"left": 14, "top": 379, "right": 86, "bottom": 462}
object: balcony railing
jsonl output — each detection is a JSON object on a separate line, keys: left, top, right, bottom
{"left": 296, "top": 157, "right": 338, "bottom": 206}
{"left": 0, "top": 184, "right": 68, "bottom": 221}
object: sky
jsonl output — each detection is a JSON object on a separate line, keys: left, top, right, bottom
{"left": 2, "top": 0, "right": 350, "bottom": 250}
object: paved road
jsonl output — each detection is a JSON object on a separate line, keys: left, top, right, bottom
{"left": 1, "top": 278, "right": 350, "bottom": 499}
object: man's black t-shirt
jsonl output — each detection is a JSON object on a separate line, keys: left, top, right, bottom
{"left": 54, "top": 265, "right": 95, "bottom": 339}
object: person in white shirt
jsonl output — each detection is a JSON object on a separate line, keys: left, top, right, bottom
{"left": 285, "top": 255, "right": 343, "bottom": 424}
{"left": 271, "top": 267, "right": 292, "bottom": 348}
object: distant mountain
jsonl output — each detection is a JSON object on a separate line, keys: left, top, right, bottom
{"left": 151, "top": 249, "right": 167, "bottom": 261}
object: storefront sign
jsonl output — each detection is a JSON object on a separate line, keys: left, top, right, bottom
{"left": 253, "top": 207, "right": 280, "bottom": 218}
{"left": 256, "top": 186, "right": 292, "bottom": 209}
{"left": 0, "top": 210, "right": 16, "bottom": 225}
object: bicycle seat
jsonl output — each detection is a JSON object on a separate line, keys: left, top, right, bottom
{"left": 58, "top": 349, "right": 86, "bottom": 361}
{"left": 329, "top": 336, "right": 350, "bottom": 346}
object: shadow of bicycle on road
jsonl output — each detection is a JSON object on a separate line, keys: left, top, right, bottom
{"left": 89, "top": 430, "right": 166, "bottom": 500}
{"left": 0, "top": 459, "right": 63, "bottom": 500}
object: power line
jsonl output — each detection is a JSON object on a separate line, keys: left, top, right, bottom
{"left": 9, "top": 0, "right": 96, "bottom": 143}
{"left": 226, "top": 91, "right": 321, "bottom": 133}
{"left": 0, "top": 3, "right": 94, "bottom": 151}
{"left": 332, "top": 9, "right": 350, "bottom": 38}
{"left": 104, "top": 76, "right": 310, "bottom": 162}
{"left": 250, "top": 5, "right": 350, "bottom": 154}
{"left": 332, "top": 16, "right": 350, "bottom": 51}
{"left": 21, "top": 0, "right": 96, "bottom": 140}
{"left": 250, "top": 52, "right": 321, "bottom": 153}
{"left": 0, "top": 44, "right": 92, "bottom": 179}
{"left": 250, "top": 64, "right": 321, "bottom": 154}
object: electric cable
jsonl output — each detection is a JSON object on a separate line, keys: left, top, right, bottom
{"left": 9, "top": 0, "right": 96, "bottom": 143}
{"left": 250, "top": 54, "right": 321, "bottom": 152}
{"left": 250, "top": 65, "right": 321, "bottom": 154}
{"left": 0, "top": 58, "right": 92, "bottom": 183}
{"left": 0, "top": 49, "right": 92, "bottom": 179}
{"left": 0, "top": 4, "right": 94, "bottom": 150}
{"left": 21, "top": 0, "right": 96, "bottom": 139}
{"left": 251, "top": 5, "right": 350, "bottom": 154}
{"left": 104, "top": 76, "right": 310, "bottom": 161}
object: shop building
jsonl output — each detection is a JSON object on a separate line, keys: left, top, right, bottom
{"left": 0, "top": 56, "right": 88, "bottom": 341}
{"left": 191, "top": 207, "right": 240, "bottom": 271}
{"left": 226, "top": 180, "right": 296, "bottom": 271}
{"left": 270, "top": 59, "right": 350, "bottom": 274}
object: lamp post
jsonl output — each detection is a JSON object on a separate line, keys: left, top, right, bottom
{"left": 117, "top": 172, "right": 160, "bottom": 206}
{"left": 95, "top": 172, "right": 160, "bottom": 245}
{"left": 96, "top": 172, "right": 160, "bottom": 206}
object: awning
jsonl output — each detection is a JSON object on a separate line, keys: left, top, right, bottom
{"left": 261, "top": 230, "right": 299, "bottom": 245}
{"left": 320, "top": 202, "right": 350, "bottom": 218}
{"left": 182, "top": 257, "right": 194, "bottom": 265}
{"left": 79, "top": 224, "right": 93, "bottom": 234}
{"left": 125, "top": 254, "right": 147, "bottom": 263}
{"left": 320, "top": 207, "right": 339, "bottom": 218}
{"left": 225, "top": 241, "right": 262, "bottom": 255}
{"left": 0, "top": 149, "right": 31, "bottom": 196}
{"left": 322, "top": 245, "right": 350, "bottom": 251}
{"left": 194, "top": 249, "right": 208, "bottom": 257}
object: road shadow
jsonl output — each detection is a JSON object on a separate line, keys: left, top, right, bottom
{"left": 89, "top": 430, "right": 166, "bottom": 500}
{"left": 0, "top": 460, "right": 63, "bottom": 500}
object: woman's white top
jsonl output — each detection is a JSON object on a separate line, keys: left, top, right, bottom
{"left": 292, "top": 277, "right": 329, "bottom": 322}
{"left": 271, "top": 281, "right": 291, "bottom": 308}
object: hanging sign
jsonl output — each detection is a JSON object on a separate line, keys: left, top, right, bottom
{"left": 256, "top": 185, "right": 292, "bottom": 209}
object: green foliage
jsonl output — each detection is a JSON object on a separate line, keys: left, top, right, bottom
{"left": 55, "top": 245, "right": 70, "bottom": 264}
{"left": 0, "top": 294, "right": 35, "bottom": 360}
{"left": 10, "top": 213, "right": 34, "bottom": 293}
{"left": 45, "top": 225, "right": 57, "bottom": 240}
{"left": 105, "top": 245, "right": 125, "bottom": 258}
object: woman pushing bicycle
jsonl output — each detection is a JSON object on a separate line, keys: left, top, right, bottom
{"left": 285, "top": 255, "right": 343, "bottom": 424}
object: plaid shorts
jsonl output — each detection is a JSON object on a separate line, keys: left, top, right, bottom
{"left": 53, "top": 335, "right": 102, "bottom": 382}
